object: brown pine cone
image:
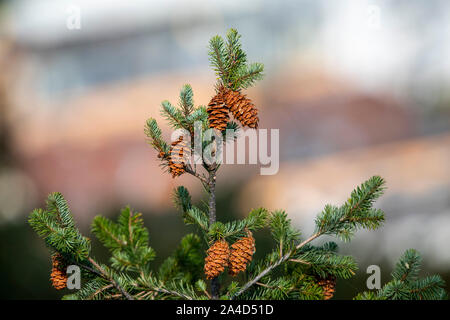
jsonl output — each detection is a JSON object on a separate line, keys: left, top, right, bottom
{"left": 316, "top": 276, "right": 336, "bottom": 300}
{"left": 50, "top": 253, "right": 67, "bottom": 290}
{"left": 207, "top": 89, "right": 229, "bottom": 131}
{"left": 204, "top": 239, "right": 230, "bottom": 280}
{"left": 228, "top": 230, "right": 255, "bottom": 276}
{"left": 157, "top": 150, "right": 166, "bottom": 159}
{"left": 168, "top": 136, "right": 190, "bottom": 178}
{"left": 223, "top": 88, "right": 259, "bottom": 129}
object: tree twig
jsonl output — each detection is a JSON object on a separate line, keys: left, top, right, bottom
{"left": 135, "top": 285, "right": 195, "bottom": 300}
{"left": 207, "top": 166, "right": 220, "bottom": 299}
{"left": 185, "top": 166, "right": 209, "bottom": 187}
{"left": 230, "top": 233, "right": 320, "bottom": 299}
{"left": 87, "top": 257, "right": 135, "bottom": 300}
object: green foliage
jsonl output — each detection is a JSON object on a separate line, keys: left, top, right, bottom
{"left": 391, "top": 248, "right": 421, "bottom": 284}
{"left": 354, "top": 291, "right": 385, "bottom": 300}
{"left": 91, "top": 207, "right": 156, "bottom": 273}
{"left": 229, "top": 62, "right": 265, "bottom": 90}
{"left": 185, "top": 207, "right": 209, "bottom": 231}
{"left": 208, "top": 208, "right": 269, "bottom": 241}
{"left": 160, "top": 100, "right": 186, "bottom": 130}
{"left": 222, "top": 121, "right": 240, "bottom": 142}
{"left": 356, "top": 249, "right": 447, "bottom": 300}
{"left": 238, "top": 274, "right": 324, "bottom": 300}
{"left": 173, "top": 186, "right": 192, "bottom": 213}
{"left": 62, "top": 278, "right": 110, "bottom": 300}
{"left": 208, "top": 28, "right": 264, "bottom": 90}
{"left": 136, "top": 272, "right": 203, "bottom": 300}
{"left": 315, "top": 176, "right": 386, "bottom": 241}
{"left": 179, "top": 84, "right": 194, "bottom": 118}
{"left": 269, "top": 210, "right": 300, "bottom": 253}
{"left": 232, "top": 177, "right": 388, "bottom": 300}
{"left": 292, "top": 249, "right": 357, "bottom": 279}
{"left": 186, "top": 105, "right": 208, "bottom": 125}
{"left": 29, "top": 192, "right": 90, "bottom": 262}
{"left": 144, "top": 118, "right": 169, "bottom": 155}
{"left": 158, "top": 234, "right": 204, "bottom": 285}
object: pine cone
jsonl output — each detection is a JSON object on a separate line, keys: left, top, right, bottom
{"left": 168, "top": 136, "right": 190, "bottom": 178}
{"left": 50, "top": 253, "right": 67, "bottom": 290}
{"left": 207, "top": 89, "right": 229, "bottom": 131}
{"left": 228, "top": 230, "right": 255, "bottom": 276}
{"left": 157, "top": 150, "right": 166, "bottom": 159}
{"left": 223, "top": 88, "right": 259, "bottom": 129}
{"left": 316, "top": 276, "right": 336, "bottom": 300}
{"left": 204, "top": 239, "right": 230, "bottom": 280}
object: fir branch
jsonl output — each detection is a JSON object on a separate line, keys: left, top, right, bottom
{"left": 184, "top": 206, "right": 209, "bottom": 231}
{"left": 232, "top": 176, "right": 385, "bottom": 299}
{"left": 63, "top": 278, "right": 111, "bottom": 300}
{"left": 91, "top": 216, "right": 125, "bottom": 250}
{"left": 224, "top": 28, "right": 247, "bottom": 79}
{"left": 391, "top": 248, "right": 421, "bottom": 284}
{"left": 196, "top": 280, "right": 211, "bottom": 299}
{"left": 92, "top": 207, "right": 156, "bottom": 273}
{"left": 29, "top": 193, "right": 91, "bottom": 262}
{"left": 230, "top": 63, "right": 264, "bottom": 90}
{"left": 144, "top": 118, "right": 169, "bottom": 154}
{"left": 353, "top": 291, "right": 386, "bottom": 300}
{"left": 158, "top": 233, "right": 204, "bottom": 284}
{"left": 136, "top": 273, "right": 199, "bottom": 300}
{"left": 208, "top": 35, "right": 228, "bottom": 84}
{"left": 173, "top": 186, "right": 192, "bottom": 213}
{"left": 46, "top": 192, "right": 76, "bottom": 229}
{"left": 179, "top": 84, "right": 194, "bottom": 119}
{"left": 269, "top": 210, "right": 301, "bottom": 255}
{"left": 247, "top": 277, "right": 294, "bottom": 300}
{"left": 291, "top": 250, "right": 357, "bottom": 279}
{"left": 409, "top": 275, "right": 447, "bottom": 300}
{"left": 160, "top": 100, "right": 187, "bottom": 130}
{"left": 87, "top": 258, "right": 135, "bottom": 300}
{"left": 186, "top": 106, "right": 208, "bottom": 124}
{"left": 223, "top": 121, "right": 240, "bottom": 142}
{"left": 357, "top": 249, "right": 447, "bottom": 300}
{"left": 208, "top": 208, "right": 268, "bottom": 240}
{"left": 315, "top": 176, "right": 386, "bottom": 241}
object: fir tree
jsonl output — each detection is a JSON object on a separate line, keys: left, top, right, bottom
{"left": 28, "top": 29, "right": 447, "bottom": 300}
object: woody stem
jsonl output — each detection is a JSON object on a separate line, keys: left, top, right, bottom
{"left": 208, "top": 166, "right": 220, "bottom": 299}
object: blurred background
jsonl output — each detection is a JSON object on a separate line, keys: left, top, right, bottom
{"left": 0, "top": 0, "right": 449, "bottom": 299}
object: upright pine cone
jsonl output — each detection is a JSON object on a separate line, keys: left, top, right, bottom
{"left": 316, "top": 276, "right": 336, "bottom": 300}
{"left": 228, "top": 230, "right": 255, "bottom": 276}
{"left": 204, "top": 239, "right": 230, "bottom": 280}
{"left": 207, "top": 89, "right": 229, "bottom": 131}
{"left": 168, "top": 136, "right": 190, "bottom": 178}
{"left": 223, "top": 88, "right": 259, "bottom": 129}
{"left": 50, "top": 253, "right": 67, "bottom": 290}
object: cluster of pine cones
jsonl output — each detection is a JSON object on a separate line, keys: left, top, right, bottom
{"left": 50, "top": 253, "right": 68, "bottom": 290}
{"left": 207, "top": 85, "right": 259, "bottom": 131}
{"left": 204, "top": 230, "right": 255, "bottom": 280}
